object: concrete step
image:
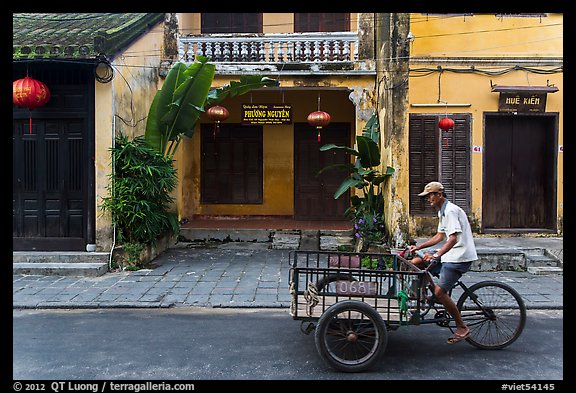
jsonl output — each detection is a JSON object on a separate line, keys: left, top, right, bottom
{"left": 13, "top": 251, "right": 110, "bottom": 277}
{"left": 473, "top": 247, "right": 561, "bottom": 272}
{"left": 526, "top": 266, "right": 563, "bottom": 275}
{"left": 13, "top": 262, "right": 108, "bottom": 277}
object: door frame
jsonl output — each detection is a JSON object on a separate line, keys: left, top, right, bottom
{"left": 293, "top": 122, "right": 351, "bottom": 220}
{"left": 12, "top": 63, "right": 95, "bottom": 251}
{"left": 481, "top": 111, "right": 558, "bottom": 233}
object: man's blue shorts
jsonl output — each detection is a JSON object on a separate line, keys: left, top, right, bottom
{"left": 415, "top": 249, "right": 472, "bottom": 292}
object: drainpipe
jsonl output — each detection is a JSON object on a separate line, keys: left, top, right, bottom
{"left": 108, "top": 77, "right": 117, "bottom": 271}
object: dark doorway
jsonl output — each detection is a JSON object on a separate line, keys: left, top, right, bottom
{"left": 294, "top": 123, "right": 350, "bottom": 220}
{"left": 200, "top": 124, "right": 263, "bottom": 204}
{"left": 483, "top": 113, "right": 557, "bottom": 231}
{"left": 12, "top": 63, "right": 94, "bottom": 251}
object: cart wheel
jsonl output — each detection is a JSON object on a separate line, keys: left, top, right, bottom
{"left": 314, "top": 300, "right": 387, "bottom": 372}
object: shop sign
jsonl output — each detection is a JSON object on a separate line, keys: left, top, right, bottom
{"left": 242, "top": 103, "right": 292, "bottom": 125}
{"left": 498, "top": 92, "right": 547, "bottom": 113}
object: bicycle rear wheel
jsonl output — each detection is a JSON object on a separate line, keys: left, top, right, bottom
{"left": 457, "top": 280, "right": 526, "bottom": 349}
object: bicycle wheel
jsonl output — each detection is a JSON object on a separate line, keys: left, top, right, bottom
{"left": 314, "top": 300, "right": 387, "bottom": 372}
{"left": 457, "top": 280, "right": 526, "bottom": 350}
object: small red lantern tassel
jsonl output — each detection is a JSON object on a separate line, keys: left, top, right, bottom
{"left": 29, "top": 111, "right": 32, "bottom": 135}
{"left": 317, "top": 130, "right": 321, "bottom": 143}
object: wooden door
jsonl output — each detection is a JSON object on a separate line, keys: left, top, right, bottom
{"left": 13, "top": 117, "right": 90, "bottom": 250}
{"left": 12, "top": 63, "right": 94, "bottom": 251}
{"left": 483, "top": 114, "right": 556, "bottom": 231}
{"left": 294, "top": 123, "right": 350, "bottom": 220}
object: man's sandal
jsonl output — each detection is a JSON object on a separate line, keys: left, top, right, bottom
{"left": 447, "top": 330, "right": 470, "bottom": 344}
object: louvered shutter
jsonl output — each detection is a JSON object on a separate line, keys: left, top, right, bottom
{"left": 440, "top": 114, "right": 471, "bottom": 212}
{"left": 409, "top": 115, "right": 439, "bottom": 214}
{"left": 409, "top": 114, "right": 471, "bottom": 215}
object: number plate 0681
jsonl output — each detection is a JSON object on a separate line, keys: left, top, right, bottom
{"left": 335, "top": 281, "right": 378, "bottom": 296}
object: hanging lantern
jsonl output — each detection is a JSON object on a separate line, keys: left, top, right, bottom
{"left": 438, "top": 117, "right": 455, "bottom": 131}
{"left": 207, "top": 105, "right": 229, "bottom": 138}
{"left": 13, "top": 76, "right": 51, "bottom": 134}
{"left": 307, "top": 111, "right": 331, "bottom": 143}
{"left": 308, "top": 94, "right": 331, "bottom": 143}
{"left": 438, "top": 117, "right": 455, "bottom": 147}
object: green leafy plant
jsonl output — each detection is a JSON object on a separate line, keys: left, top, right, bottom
{"left": 145, "top": 57, "right": 277, "bottom": 157}
{"left": 101, "top": 133, "right": 180, "bottom": 268}
{"left": 361, "top": 255, "right": 395, "bottom": 270}
{"left": 361, "top": 256, "right": 378, "bottom": 269}
{"left": 319, "top": 114, "right": 394, "bottom": 249}
{"left": 121, "top": 242, "right": 146, "bottom": 270}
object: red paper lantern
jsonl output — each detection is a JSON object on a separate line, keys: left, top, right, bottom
{"left": 207, "top": 105, "right": 229, "bottom": 138}
{"left": 307, "top": 110, "right": 331, "bottom": 142}
{"left": 13, "top": 76, "right": 51, "bottom": 134}
{"left": 438, "top": 117, "right": 455, "bottom": 131}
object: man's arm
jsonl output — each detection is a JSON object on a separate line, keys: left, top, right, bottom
{"left": 432, "top": 233, "right": 458, "bottom": 259}
{"left": 410, "top": 232, "right": 444, "bottom": 253}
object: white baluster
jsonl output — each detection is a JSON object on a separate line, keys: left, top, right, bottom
{"left": 205, "top": 42, "right": 214, "bottom": 60}
{"left": 277, "top": 40, "right": 285, "bottom": 62}
{"left": 304, "top": 41, "right": 311, "bottom": 61}
{"left": 323, "top": 40, "right": 330, "bottom": 61}
{"left": 232, "top": 41, "right": 239, "bottom": 62}
{"left": 213, "top": 41, "right": 221, "bottom": 61}
{"left": 286, "top": 41, "right": 293, "bottom": 62}
{"left": 250, "top": 41, "right": 258, "bottom": 61}
{"left": 312, "top": 40, "right": 320, "bottom": 61}
{"left": 239, "top": 41, "right": 247, "bottom": 61}
{"left": 342, "top": 40, "right": 350, "bottom": 61}
{"left": 195, "top": 42, "right": 203, "bottom": 61}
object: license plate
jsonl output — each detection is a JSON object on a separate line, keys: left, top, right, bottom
{"left": 336, "top": 280, "right": 378, "bottom": 296}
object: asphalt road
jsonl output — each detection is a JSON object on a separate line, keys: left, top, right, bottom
{"left": 13, "top": 308, "right": 563, "bottom": 382}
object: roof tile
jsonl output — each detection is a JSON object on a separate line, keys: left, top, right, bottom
{"left": 13, "top": 13, "right": 164, "bottom": 60}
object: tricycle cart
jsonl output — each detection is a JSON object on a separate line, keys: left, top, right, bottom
{"left": 288, "top": 250, "right": 526, "bottom": 373}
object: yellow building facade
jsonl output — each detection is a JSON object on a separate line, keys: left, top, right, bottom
{"left": 92, "top": 13, "right": 562, "bottom": 251}
{"left": 384, "top": 13, "right": 563, "bottom": 243}
{"left": 172, "top": 13, "right": 377, "bottom": 228}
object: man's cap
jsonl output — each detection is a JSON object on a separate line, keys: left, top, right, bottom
{"left": 418, "top": 181, "right": 444, "bottom": 197}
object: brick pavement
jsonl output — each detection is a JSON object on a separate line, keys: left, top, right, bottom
{"left": 13, "top": 243, "right": 562, "bottom": 310}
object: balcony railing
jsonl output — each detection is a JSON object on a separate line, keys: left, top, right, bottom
{"left": 178, "top": 32, "right": 359, "bottom": 63}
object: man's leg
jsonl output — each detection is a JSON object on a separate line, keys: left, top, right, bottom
{"left": 435, "top": 263, "right": 472, "bottom": 343}
{"left": 433, "top": 284, "right": 469, "bottom": 336}
{"left": 410, "top": 256, "right": 426, "bottom": 269}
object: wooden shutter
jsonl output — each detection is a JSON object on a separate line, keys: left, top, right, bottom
{"left": 409, "top": 115, "right": 439, "bottom": 215}
{"left": 294, "top": 13, "right": 350, "bottom": 32}
{"left": 201, "top": 124, "right": 263, "bottom": 204}
{"left": 409, "top": 114, "right": 471, "bottom": 215}
{"left": 201, "top": 13, "right": 262, "bottom": 33}
{"left": 440, "top": 114, "right": 471, "bottom": 212}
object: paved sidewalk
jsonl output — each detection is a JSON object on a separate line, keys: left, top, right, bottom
{"left": 13, "top": 242, "right": 563, "bottom": 310}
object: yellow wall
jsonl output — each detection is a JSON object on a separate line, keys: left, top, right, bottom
{"left": 175, "top": 88, "right": 364, "bottom": 219}
{"left": 94, "top": 22, "right": 165, "bottom": 250}
{"left": 410, "top": 13, "right": 562, "bottom": 58}
{"left": 395, "top": 13, "right": 563, "bottom": 238}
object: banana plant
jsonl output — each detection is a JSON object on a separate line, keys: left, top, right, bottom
{"left": 319, "top": 115, "right": 394, "bottom": 200}
{"left": 319, "top": 114, "right": 394, "bottom": 246}
{"left": 145, "top": 57, "right": 277, "bottom": 157}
